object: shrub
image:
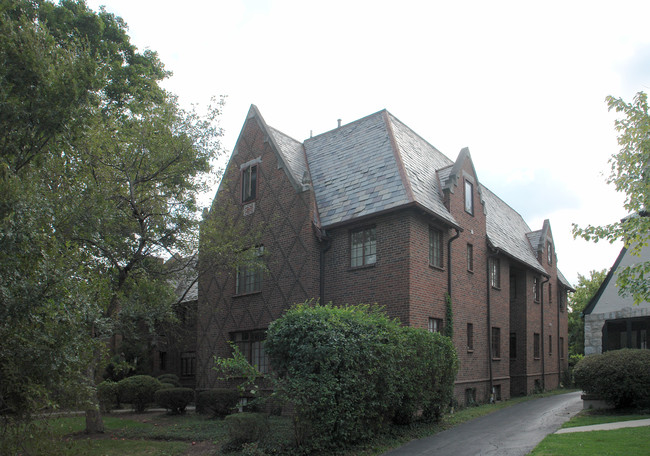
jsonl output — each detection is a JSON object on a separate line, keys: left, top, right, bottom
{"left": 265, "top": 302, "right": 458, "bottom": 450}
{"left": 97, "top": 380, "right": 119, "bottom": 413}
{"left": 154, "top": 387, "right": 194, "bottom": 414}
{"left": 159, "top": 382, "right": 176, "bottom": 390}
{"left": 157, "top": 374, "right": 181, "bottom": 387}
{"left": 224, "top": 412, "right": 269, "bottom": 446}
{"left": 196, "top": 388, "right": 240, "bottom": 418}
{"left": 117, "top": 375, "right": 162, "bottom": 412}
{"left": 574, "top": 349, "right": 650, "bottom": 409}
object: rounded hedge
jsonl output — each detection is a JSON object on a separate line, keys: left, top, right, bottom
{"left": 154, "top": 387, "right": 194, "bottom": 414}
{"left": 97, "top": 380, "right": 118, "bottom": 413}
{"left": 265, "top": 302, "right": 458, "bottom": 450}
{"left": 157, "top": 374, "right": 181, "bottom": 387}
{"left": 117, "top": 375, "right": 162, "bottom": 412}
{"left": 574, "top": 349, "right": 650, "bottom": 409}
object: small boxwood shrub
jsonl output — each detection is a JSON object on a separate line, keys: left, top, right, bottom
{"left": 157, "top": 374, "right": 181, "bottom": 387}
{"left": 574, "top": 349, "right": 650, "bottom": 409}
{"left": 117, "top": 375, "right": 162, "bottom": 412}
{"left": 196, "top": 388, "right": 240, "bottom": 417}
{"left": 224, "top": 412, "right": 269, "bottom": 445}
{"left": 97, "top": 380, "right": 118, "bottom": 413}
{"left": 154, "top": 387, "right": 194, "bottom": 414}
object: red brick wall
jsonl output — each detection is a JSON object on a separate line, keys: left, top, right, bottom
{"left": 196, "top": 117, "right": 320, "bottom": 389}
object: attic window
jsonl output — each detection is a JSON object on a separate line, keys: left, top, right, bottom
{"left": 242, "top": 164, "right": 258, "bottom": 203}
{"left": 464, "top": 180, "right": 474, "bottom": 215}
{"left": 547, "top": 242, "right": 553, "bottom": 265}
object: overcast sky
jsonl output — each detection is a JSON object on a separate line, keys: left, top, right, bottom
{"left": 86, "top": 0, "right": 650, "bottom": 287}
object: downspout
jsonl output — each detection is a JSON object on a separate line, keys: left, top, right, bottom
{"left": 557, "top": 286, "right": 561, "bottom": 386}
{"left": 486, "top": 249, "right": 495, "bottom": 402}
{"left": 447, "top": 228, "right": 461, "bottom": 297}
{"left": 319, "top": 230, "right": 332, "bottom": 304}
{"left": 540, "top": 275, "right": 549, "bottom": 391}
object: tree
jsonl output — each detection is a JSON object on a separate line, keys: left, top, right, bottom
{"left": 568, "top": 269, "right": 607, "bottom": 358}
{"left": 573, "top": 92, "right": 650, "bottom": 305}
{"left": 1, "top": 0, "right": 224, "bottom": 438}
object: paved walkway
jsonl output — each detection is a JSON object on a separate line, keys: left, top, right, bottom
{"left": 555, "top": 418, "right": 650, "bottom": 434}
{"left": 383, "top": 391, "right": 584, "bottom": 456}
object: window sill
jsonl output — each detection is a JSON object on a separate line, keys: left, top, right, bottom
{"left": 467, "top": 349, "right": 474, "bottom": 354}
{"left": 233, "top": 291, "right": 262, "bottom": 298}
{"left": 467, "top": 269, "right": 474, "bottom": 274}
{"left": 349, "top": 263, "right": 376, "bottom": 271}
{"left": 429, "top": 264, "right": 445, "bottom": 271}
{"left": 491, "top": 286, "right": 501, "bottom": 291}
{"left": 492, "top": 357, "right": 501, "bottom": 361}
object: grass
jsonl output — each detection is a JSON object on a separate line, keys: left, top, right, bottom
{"left": 18, "top": 389, "right": 633, "bottom": 456}
{"left": 528, "top": 409, "right": 650, "bottom": 456}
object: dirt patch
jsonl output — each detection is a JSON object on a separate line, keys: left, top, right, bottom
{"left": 182, "top": 440, "right": 220, "bottom": 455}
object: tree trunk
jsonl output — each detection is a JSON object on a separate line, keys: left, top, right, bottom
{"left": 84, "top": 354, "right": 104, "bottom": 433}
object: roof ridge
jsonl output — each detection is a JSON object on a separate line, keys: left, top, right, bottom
{"left": 383, "top": 111, "right": 415, "bottom": 203}
{"left": 305, "top": 109, "right": 388, "bottom": 141}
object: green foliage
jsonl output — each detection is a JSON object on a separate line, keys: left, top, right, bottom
{"left": 568, "top": 270, "right": 607, "bottom": 357}
{"left": 573, "top": 92, "right": 650, "bottom": 305}
{"left": 224, "top": 412, "right": 269, "bottom": 447}
{"left": 264, "top": 302, "right": 458, "bottom": 450}
{"left": 117, "top": 375, "right": 162, "bottom": 413}
{"left": 97, "top": 380, "right": 119, "bottom": 413}
{"left": 154, "top": 387, "right": 194, "bottom": 415}
{"left": 157, "top": 374, "right": 181, "bottom": 387}
{"left": 196, "top": 389, "right": 240, "bottom": 418}
{"left": 214, "top": 342, "right": 262, "bottom": 396}
{"left": 574, "top": 349, "right": 650, "bottom": 409}
{"left": 104, "top": 354, "right": 135, "bottom": 382}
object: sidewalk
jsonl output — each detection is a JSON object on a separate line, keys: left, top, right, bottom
{"left": 555, "top": 418, "right": 650, "bottom": 434}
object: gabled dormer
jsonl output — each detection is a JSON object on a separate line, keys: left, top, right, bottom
{"left": 527, "top": 220, "right": 555, "bottom": 269}
{"left": 439, "top": 147, "right": 486, "bottom": 217}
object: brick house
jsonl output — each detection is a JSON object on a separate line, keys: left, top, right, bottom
{"left": 197, "top": 105, "right": 573, "bottom": 404}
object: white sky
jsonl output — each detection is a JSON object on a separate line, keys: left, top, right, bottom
{"left": 86, "top": 0, "right": 650, "bottom": 287}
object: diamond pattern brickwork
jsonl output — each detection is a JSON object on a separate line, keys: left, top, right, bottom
{"left": 196, "top": 117, "right": 320, "bottom": 389}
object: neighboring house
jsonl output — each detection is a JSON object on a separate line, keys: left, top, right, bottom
{"left": 583, "top": 244, "right": 650, "bottom": 355}
{"left": 151, "top": 256, "right": 198, "bottom": 388}
{"left": 197, "top": 106, "right": 573, "bottom": 404}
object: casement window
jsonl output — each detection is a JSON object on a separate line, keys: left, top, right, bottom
{"left": 180, "top": 351, "right": 196, "bottom": 377}
{"left": 235, "top": 246, "right": 264, "bottom": 295}
{"left": 491, "top": 327, "right": 501, "bottom": 359}
{"left": 549, "top": 283, "right": 553, "bottom": 304}
{"left": 467, "top": 323, "right": 474, "bottom": 351}
{"left": 534, "top": 333, "right": 541, "bottom": 359}
{"left": 464, "top": 179, "right": 474, "bottom": 215}
{"left": 242, "top": 164, "right": 258, "bottom": 203}
{"left": 490, "top": 258, "right": 501, "bottom": 289}
{"left": 549, "top": 335, "right": 553, "bottom": 355}
{"left": 547, "top": 241, "right": 553, "bottom": 265}
{"left": 510, "top": 332, "right": 517, "bottom": 359}
{"left": 533, "top": 277, "right": 540, "bottom": 302}
{"left": 560, "top": 337, "right": 565, "bottom": 360}
{"left": 429, "top": 318, "right": 443, "bottom": 333}
{"left": 559, "top": 289, "right": 565, "bottom": 312}
{"left": 232, "top": 330, "right": 269, "bottom": 373}
{"left": 429, "top": 227, "right": 443, "bottom": 268}
{"left": 351, "top": 227, "right": 376, "bottom": 267}
{"left": 467, "top": 244, "right": 474, "bottom": 272}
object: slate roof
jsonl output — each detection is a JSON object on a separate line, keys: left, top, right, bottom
{"left": 245, "top": 106, "right": 573, "bottom": 286}
{"left": 481, "top": 186, "right": 547, "bottom": 275}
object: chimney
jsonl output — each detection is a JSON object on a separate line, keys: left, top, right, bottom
{"left": 337, "top": 119, "right": 342, "bottom": 128}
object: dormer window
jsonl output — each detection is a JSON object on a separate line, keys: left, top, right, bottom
{"left": 242, "top": 164, "right": 258, "bottom": 203}
{"left": 464, "top": 179, "right": 474, "bottom": 215}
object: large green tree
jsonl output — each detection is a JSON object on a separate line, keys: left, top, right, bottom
{"left": 1, "top": 0, "right": 223, "bottom": 438}
{"left": 573, "top": 92, "right": 650, "bottom": 305}
{"left": 568, "top": 269, "right": 607, "bottom": 358}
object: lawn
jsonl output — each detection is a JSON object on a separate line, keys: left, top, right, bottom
{"left": 27, "top": 390, "right": 644, "bottom": 456}
{"left": 529, "top": 410, "right": 650, "bottom": 456}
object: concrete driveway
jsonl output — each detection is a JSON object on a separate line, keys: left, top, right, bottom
{"left": 383, "top": 391, "right": 583, "bottom": 456}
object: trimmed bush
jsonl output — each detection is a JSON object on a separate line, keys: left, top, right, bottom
{"left": 224, "top": 412, "right": 269, "bottom": 445}
{"left": 117, "top": 375, "right": 162, "bottom": 412}
{"left": 574, "top": 349, "right": 650, "bottom": 409}
{"left": 154, "top": 387, "right": 194, "bottom": 414}
{"left": 157, "top": 374, "right": 181, "bottom": 387}
{"left": 264, "top": 302, "right": 459, "bottom": 450}
{"left": 97, "top": 380, "right": 119, "bottom": 413}
{"left": 159, "top": 382, "right": 175, "bottom": 390}
{"left": 196, "top": 388, "right": 240, "bottom": 418}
